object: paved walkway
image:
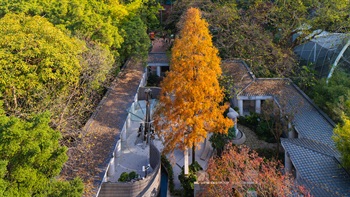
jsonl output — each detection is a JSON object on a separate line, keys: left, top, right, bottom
{"left": 239, "top": 124, "right": 277, "bottom": 150}
{"left": 152, "top": 37, "right": 173, "bottom": 53}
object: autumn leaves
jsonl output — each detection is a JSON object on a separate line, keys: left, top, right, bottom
{"left": 154, "top": 8, "right": 233, "bottom": 154}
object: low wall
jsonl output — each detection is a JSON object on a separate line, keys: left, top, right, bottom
{"left": 98, "top": 143, "right": 161, "bottom": 197}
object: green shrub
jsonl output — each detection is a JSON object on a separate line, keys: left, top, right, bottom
{"left": 128, "top": 171, "right": 138, "bottom": 180}
{"left": 147, "top": 73, "right": 161, "bottom": 86}
{"left": 118, "top": 172, "right": 130, "bottom": 182}
{"left": 238, "top": 112, "right": 260, "bottom": 130}
{"left": 161, "top": 155, "right": 175, "bottom": 193}
{"left": 118, "top": 171, "right": 139, "bottom": 182}
{"left": 239, "top": 113, "right": 276, "bottom": 143}
{"left": 178, "top": 161, "right": 203, "bottom": 197}
{"left": 256, "top": 119, "right": 276, "bottom": 143}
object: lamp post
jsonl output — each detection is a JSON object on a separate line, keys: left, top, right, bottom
{"left": 142, "top": 164, "right": 150, "bottom": 178}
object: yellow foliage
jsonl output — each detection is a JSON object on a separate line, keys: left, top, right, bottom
{"left": 154, "top": 8, "right": 233, "bottom": 154}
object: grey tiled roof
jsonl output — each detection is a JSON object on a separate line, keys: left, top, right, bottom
{"left": 293, "top": 102, "right": 336, "bottom": 148}
{"left": 229, "top": 61, "right": 349, "bottom": 196}
{"left": 147, "top": 52, "right": 169, "bottom": 65}
{"left": 282, "top": 138, "right": 339, "bottom": 157}
{"left": 238, "top": 78, "right": 290, "bottom": 97}
{"left": 281, "top": 138, "right": 350, "bottom": 196}
{"left": 221, "top": 60, "right": 254, "bottom": 92}
{"left": 236, "top": 75, "right": 336, "bottom": 148}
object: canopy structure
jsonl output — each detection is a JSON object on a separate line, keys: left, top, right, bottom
{"left": 294, "top": 31, "right": 350, "bottom": 80}
{"left": 127, "top": 99, "right": 158, "bottom": 122}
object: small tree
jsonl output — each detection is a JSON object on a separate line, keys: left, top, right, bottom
{"left": 333, "top": 114, "right": 350, "bottom": 170}
{"left": 154, "top": 7, "right": 233, "bottom": 171}
{"left": 200, "top": 143, "right": 310, "bottom": 197}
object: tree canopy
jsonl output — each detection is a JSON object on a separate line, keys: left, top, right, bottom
{"left": 0, "top": 110, "right": 83, "bottom": 196}
{"left": 333, "top": 115, "right": 350, "bottom": 170}
{"left": 0, "top": 0, "right": 160, "bottom": 194}
{"left": 154, "top": 7, "right": 233, "bottom": 153}
{"left": 0, "top": 13, "right": 84, "bottom": 115}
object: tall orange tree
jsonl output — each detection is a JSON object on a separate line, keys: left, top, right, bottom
{"left": 154, "top": 7, "right": 233, "bottom": 173}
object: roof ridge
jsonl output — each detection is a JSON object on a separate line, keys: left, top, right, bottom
{"left": 282, "top": 138, "right": 337, "bottom": 158}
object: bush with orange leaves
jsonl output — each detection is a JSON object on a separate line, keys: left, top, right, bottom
{"left": 198, "top": 143, "right": 311, "bottom": 197}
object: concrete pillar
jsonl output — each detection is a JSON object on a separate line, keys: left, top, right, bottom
{"left": 238, "top": 99, "right": 243, "bottom": 116}
{"left": 114, "top": 140, "right": 122, "bottom": 158}
{"left": 288, "top": 122, "right": 295, "bottom": 138}
{"left": 156, "top": 66, "right": 161, "bottom": 76}
{"left": 116, "top": 141, "right": 122, "bottom": 159}
{"left": 121, "top": 123, "right": 127, "bottom": 142}
{"left": 285, "top": 152, "right": 292, "bottom": 174}
{"left": 255, "top": 99, "right": 261, "bottom": 114}
{"left": 107, "top": 157, "right": 115, "bottom": 177}
{"left": 184, "top": 148, "right": 189, "bottom": 175}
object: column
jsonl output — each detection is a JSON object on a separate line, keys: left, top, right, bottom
{"left": 238, "top": 99, "right": 243, "bottom": 116}
{"left": 107, "top": 157, "right": 115, "bottom": 177}
{"left": 184, "top": 148, "right": 189, "bottom": 175}
{"left": 288, "top": 122, "right": 295, "bottom": 138}
{"left": 285, "top": 152, "right": 292, "bottom": 174}
{"left": 255, "top": 99, "right": 261, "bottom": 114}
{"left": 156, "top": 66, "right": 161, "bottom": 76}
{"left": 115, "top": 141, "right": 122, "bottom": 159}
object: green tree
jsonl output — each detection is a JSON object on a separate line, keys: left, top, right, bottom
{"left": 178, "top": 161, "right": 203, "bottom": 197}
{"left": 119, "top": 15, "right": 150, "bottom": 62}
{"left": 139, "top": 0, "right": 162, "bottom": 30}
{"left": 0, "top": 13, "right": 84, "bottom": 115}
{"left": 333, "top": 115, "right": 350, "bottom": 170}
{"left": 0, "top": 111, "right": 83, "bottom": 196}
{"left": 310, "top": 0, "right": 350, "bottom": 32}
{"left": 311, "top": 71, "right": 350, "bottom": 123}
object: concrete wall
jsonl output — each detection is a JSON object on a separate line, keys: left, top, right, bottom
{"left": 98, "top": 167, "right": 161, "bottom": 197}
{"left": 98, "top": 143, "right": 161, "bottom": 197}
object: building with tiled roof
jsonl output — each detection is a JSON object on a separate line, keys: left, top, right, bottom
{"left": 223, "top": 60, "right": 350, "bottom": 196}
{"left": 147, "top": 52, "right": 169, "bottom": 77}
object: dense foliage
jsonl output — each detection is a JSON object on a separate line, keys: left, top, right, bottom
{"left": 0, "top": 109, "right": 83, "bottom": 196}
{"left": 161, "top": 155, "right": 175, "bottom": 194}
{"left": 333, "top": 115, "right": 350, "bottom": 170}
{"left": 0, "top": 13, "right": 84, "bottom": 116}
{"left": 0, "top": 0, "right": 159, "bottom": 122}
{"left": 310, "top": 70, "right": 350, "bottom": 123}
{"left": 166, "top": 0, "right": 349, "bottom": 78}
{"left": 178, "top": 161, "right": 202, "bottom": 197}
{"left": 0, "top": 0, "right": 160, "bottom": 194}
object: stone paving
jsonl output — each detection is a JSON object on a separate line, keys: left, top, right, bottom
{"left": 238, "top": 124, "right": 277, "bottom": 150}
